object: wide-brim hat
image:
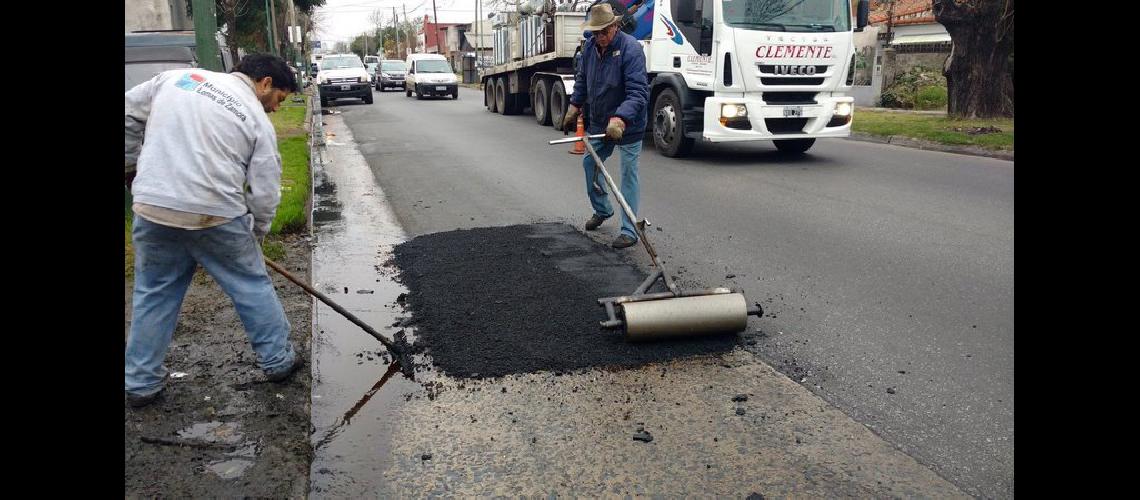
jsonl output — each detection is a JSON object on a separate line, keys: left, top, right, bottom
{"left": 583, "top": 3, "right": 621, "bottom": 32}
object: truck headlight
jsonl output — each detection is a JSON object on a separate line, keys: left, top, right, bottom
{"left": 834, "top": 102, "right": 853, "bottom": 117}
{"left": 721, "top": 104, "right": 747, "bottom": 118}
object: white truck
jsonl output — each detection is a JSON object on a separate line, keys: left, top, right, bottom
{"left": 481, "top": 0, "right": 869, "bottom": 156}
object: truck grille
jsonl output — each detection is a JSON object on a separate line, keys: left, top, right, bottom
{"left": 765, "top": 118, "right": 809, "bottom": 134}
{"left": 762, "top": 92, "right": 818, "bottom": 104}
{"left": 760, "top": 77, "right": 824, "bottom": 86}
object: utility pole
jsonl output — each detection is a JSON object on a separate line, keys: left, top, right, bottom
{"left": 431, "top": 0, "right": 439, "bottom": 54}
{"left": 264, "top": 0, "right": 276, "bottom": 54}
{"left": 269, "top": 0, "right": 280, "bottom": 55}
{"left": 191, "top": 0, "right": 223, "bottom": 71}
{"left": 394, "top": 7, "right": 401, "bottom": 58}
{"left": 403, "top": 4, "right": 410, "bottom": 54}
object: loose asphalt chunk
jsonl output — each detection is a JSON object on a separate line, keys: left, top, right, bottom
{"left": 392, "top": 223, "right": 739, "bottom": 378}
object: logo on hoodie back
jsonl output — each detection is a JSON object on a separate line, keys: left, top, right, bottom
{"left": 175, "top": 73, "right": 207, "bottom": 90}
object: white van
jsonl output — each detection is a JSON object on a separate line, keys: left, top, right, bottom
{"left": 405, "top": 53, "right": 458, "bottom": 100}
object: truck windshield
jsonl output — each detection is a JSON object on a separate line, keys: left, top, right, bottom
{"left": 722, "top": 0, "right": 850, "bottom": 32}
{"left": 416, "top": 60, "right": 453, "bottom": 73}
{"left": 321, "top": 56, "right": 364, "bottom": 69}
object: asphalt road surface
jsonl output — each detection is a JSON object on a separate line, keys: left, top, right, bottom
{"left": 328, "top": 85, "right": 1014, "bottom": 498}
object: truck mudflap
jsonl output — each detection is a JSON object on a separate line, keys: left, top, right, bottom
{"left": 700, "top": 95, "right": 855, "bottom": 143}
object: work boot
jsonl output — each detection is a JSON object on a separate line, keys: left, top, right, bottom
{"left": 265, "top": 356, "right": 305, "bottom": 383}
{"left": 584, "top": 213, "right": 610, "bottom": 231}
{"left": 126, "top": 387, "right": 165, "bottom": 408}
{"left": 611, "top": 234, "right": 638, "bottom": 249}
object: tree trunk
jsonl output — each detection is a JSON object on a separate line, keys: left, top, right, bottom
{"left": 933, "top": 0, "right": 1014, "bottom": 118}
{"left": 223, "top": 1, "right": 241, "bottom": 65}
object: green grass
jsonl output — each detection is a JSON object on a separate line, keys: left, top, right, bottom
{"left": 270, "top": 135, "right": 311, "bottom": 234}
{"left": 853, "top": 109, "right": 1014, "bottom": 151}
{"left": 269, "top": 95, "right": 311, "bottom": 235}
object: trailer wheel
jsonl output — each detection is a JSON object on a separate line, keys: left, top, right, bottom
{"left": 652, "top": 88, "right": 694, "bottom": 157}
{"left": 773, "top": 138, "right": 815, "bottom": 154}
{"left": 495, "top": 78, "right": 509, "bottom": 114}
{"left": 485, "top": 81, "right": 497, "bottom": 112}
{"left": 533, "top": 79, "right": 552, "bottom": 126}
{"left": 550, "top": 80, "right": 568, "bottom": 131}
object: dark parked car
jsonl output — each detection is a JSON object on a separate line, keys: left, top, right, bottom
{"left": 125, "top": 31, "right": 236, "bottom": 92}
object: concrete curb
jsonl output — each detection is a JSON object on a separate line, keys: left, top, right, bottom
{"left": 846, "top": 131, "right": 1013, "bottom": 162}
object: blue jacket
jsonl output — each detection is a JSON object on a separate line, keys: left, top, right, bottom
{"left": 569, "top": 31, "right": 648, "bottom": 145}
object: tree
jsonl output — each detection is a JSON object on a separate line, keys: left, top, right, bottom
{"left": 933, "top": 0, "right": 1014, "bottom": 118}
{"left": 217, "top": 0, "right": 251, "bottom": 64}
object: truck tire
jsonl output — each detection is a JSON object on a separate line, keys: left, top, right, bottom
{"left": 485, "top": 81, "right": 497, "bottom": 112}
{"left": 497, "top": 78, "right": 518, "bottom": 115}
{"left": 773, "top": 138, "right": 815, "bottom": 154}
{"left": 550, "top": 80, "right": 568, "bottom": 131}
{"left": 652, "top": 88, "right": 694, "bottom": 157}
{"left": 533, "top": 79, "right": 552, "bottom": 126}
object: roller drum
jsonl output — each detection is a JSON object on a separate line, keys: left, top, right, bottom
{"left": 621, "top": 293, "right": 748, "bottom": 341}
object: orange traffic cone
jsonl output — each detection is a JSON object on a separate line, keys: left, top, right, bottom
{"left": 569, "top": 115, "right": 586, "bottom": 155}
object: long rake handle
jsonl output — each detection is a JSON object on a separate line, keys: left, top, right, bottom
{"left": 263, "top": 257, "right": 404, "bottom": 357}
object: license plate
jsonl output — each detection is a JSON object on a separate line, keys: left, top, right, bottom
{"left": 340, "top": 85, "right": 350, "bottom": 91}
{"left": 436, "top": 86, "right": 447, "bottom": 91}
{"left": 783, "top": 106, "right": 803, "bottom": 117}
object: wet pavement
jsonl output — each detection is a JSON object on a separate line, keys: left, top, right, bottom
{"left": 308, "top": 112, "right": 969, "bottom": 497}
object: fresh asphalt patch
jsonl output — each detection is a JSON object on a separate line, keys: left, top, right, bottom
{"left": 392, "top": 223, "right": 739, "bottom": 378}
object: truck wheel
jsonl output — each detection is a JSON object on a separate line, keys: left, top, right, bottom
{"left": 550, "top": 80, "right": 567, "bottom": 131}
{"left": 496, "top": 78, "right": 513, "bottom": 115}
{"left": 485, "top": 81, "right": 497, "bottom": 112}
{"left": 652, "top": 88, "right": 694, "bottom": 157}
{"left": 533, "top": 79, "right": 552, "bottom": 126}
{"left": 773, "top": 138, "right": 815, "bottom": 154}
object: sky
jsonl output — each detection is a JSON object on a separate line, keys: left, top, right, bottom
{"left": 311, "top": 0, "right": 492, "bottom": 45}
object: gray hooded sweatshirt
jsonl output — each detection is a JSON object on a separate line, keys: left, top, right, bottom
{"left": 125, "top": 68, "right": 281, "bottom": 238}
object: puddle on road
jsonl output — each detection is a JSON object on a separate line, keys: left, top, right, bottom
{"left": 176, "top": 421, "right": 244, "bottom": 444}
{"left": 309, "top": 115, "right": 424, "bottom": 497}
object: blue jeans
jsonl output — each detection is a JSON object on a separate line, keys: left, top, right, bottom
{"left": 582, "top": 139, "right": 642, "bottom": 239}
{"left": 125, "top": 214, "right": 296, "bottom": 397}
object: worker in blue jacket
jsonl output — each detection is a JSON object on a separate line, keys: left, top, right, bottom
{"left": 564, "top": 1, "right": 649, "bottom": 249}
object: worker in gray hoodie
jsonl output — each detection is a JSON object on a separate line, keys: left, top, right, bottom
{"left": 124, "top": 54, "right": 300, "bottom": 408}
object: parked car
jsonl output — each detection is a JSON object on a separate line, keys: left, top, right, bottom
{"left": 317, "top": 54, "right": 373, "bottom": 106}
{"left": 125, "top": 30, "right": 236, "bottom": 92}
{"left": 376, "top": 59, "right": 407, "bottom": 91}
{"left": 366, "top": 62, "right": 379, "bottom": 86}
{"left": 405, "top": 53, "right": 458, "bottom": 100}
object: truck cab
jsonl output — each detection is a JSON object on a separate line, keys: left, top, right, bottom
{"left": 645, "top": 0, "right": 865, "bottom": 155}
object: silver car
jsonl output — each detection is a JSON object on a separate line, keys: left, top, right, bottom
{"left": 376, "top": 60, "right": 407, "bottom": 91}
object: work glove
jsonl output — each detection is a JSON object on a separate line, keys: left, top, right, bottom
{"left": 605, "top": 117, "right": 626, "bottom": 142}
{"left": 563, "top": 104, "right": 580, "bottom": 132}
